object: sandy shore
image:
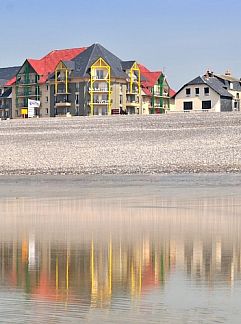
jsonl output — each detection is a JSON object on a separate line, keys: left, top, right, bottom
{"left": 0, "top": 113, "right": 241, "bottom": 175}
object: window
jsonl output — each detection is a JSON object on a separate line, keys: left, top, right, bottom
{"left": 204, "top": 87, "right": 209, "bottom": 95}
{"left": 46, "top": 96, "right": 48, "bottom": 102}
{"left": 195, "top": 88, "right": 200, "bottom": 96}
{"left": 236, "top": 93, "right": 239, "bottom": 99}
{"left": 183, "top": 101, "right": 193, "bottom": 110}
{"left": 46, "top": 108, "right": 49, "bottom": 114}
{"left": 202, "top": 100, "right": 212, "bottom": 109}
{"left": 186, "top": 88, "right": 191, "bottom": 96}
{"left": 96, "top": 70, "right": 104, "bottom": 79}
{"left": 75, "top": 94, "right": 79, "bottom": 104}
{"left": 230, "top": 82, "right": 233, "bottom": 90}
{"left": 46, "top": 85, "right": 49, "bottom": 91}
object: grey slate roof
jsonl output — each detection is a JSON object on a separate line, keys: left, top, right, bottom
{"left": 62, "top": 60, "right": 75, "bottom": 70}
{"left": 0, "top": 66, "right": 20, "bottom": 86}
{"left": 204, "top": 76, "right": 232, "bottom": 98}
{"left": 121, "top": 61, "right": 135, "bottom": 71}
{"left": 175, "top": 75, "right": 233, "bottom": 98}
{"left": 215, "top": 75, "right": 241, "bottom": 91}
{"left": 187, "top": 76, "right": 205, "bottom": 85}
{"left": 70, "top": 43, "right": 128, "bottom": 79}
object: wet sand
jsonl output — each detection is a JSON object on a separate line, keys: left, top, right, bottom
{"left": 0, "top": 173, "right": 241, "bottom": 241}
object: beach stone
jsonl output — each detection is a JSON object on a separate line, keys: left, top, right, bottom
{"left": 0, "top": 113, "right": 241, "bottom": 175}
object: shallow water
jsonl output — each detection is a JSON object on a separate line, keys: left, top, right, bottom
{"left": 0, "top": 174, "right": 241, "bottom": 323}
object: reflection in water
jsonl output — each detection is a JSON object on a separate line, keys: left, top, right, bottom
{"left": 0, "top": 193, "right": 241, "bottom": 322}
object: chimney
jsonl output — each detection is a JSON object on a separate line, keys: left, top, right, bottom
{"left": 225, "top": 69, "right": 231, "bottom": 76}
{"left": 204, "top": 69, "right": 214, "bottom": 79}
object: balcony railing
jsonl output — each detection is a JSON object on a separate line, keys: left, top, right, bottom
{"left": 92, "top": 75, "right": 108, "bottom": 80}
{"left": 89, "top": 87, "right": 108, "bottom": 92}
{"left": 93, "top": 100, "right": 109, "bottom": 104}
{"left": 55, "top": 89, "right": 71, "bottom": 94}
{"left": 0, "top": 105, "right": 10, "bottom": 109}
{"left": 154, "top": 91, "right": 169, "bottom": 97}
{"left": 55, "top": 102, "right": 71, "bottom": 107}
{"left": 17, "top": 79, "right": 37, "bottom": 85}
{"left": 17, "top": 92, "right": 41, "bottom": 97}
{"left": 126, "top": 89, "right": 139, "bottom": 94}
{"left": 126, "top": 101, "right": 139, "bottom": 106}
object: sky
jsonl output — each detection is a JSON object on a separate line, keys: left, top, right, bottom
{"left": 1, "top": 0, "right": 241, "bottom": 90}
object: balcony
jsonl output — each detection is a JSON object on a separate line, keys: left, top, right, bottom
{"left": 55, "top": 102, "right": 71, "bottom": 107}
{"left": 89, "top": 87, "right": 109, "bottom": 93}
{"left": 92, "top": 100, "right": 109, "bottom": 105}
{"left": 92, "top": 75, "right": 108, "bottom": 81}
{"left": 17, "top": 79, "right": 37, "bottom": 85}
{"left": 153, "top": 91, "right": 169, "bottom": 97}
{"left": 17, "top": 92, "right": 41, "bottom": 97}
{"left": 126, "top": 101, "right": 139, "bottom": 107}
{"left": 0, "top": 105, "right": 10, "bottom": 109}
{"left": 55, "top": 89, "right": 71, "bottom": 95}
{"left": 126, "top": 89, "right": 139, "bottom": 94}
{"left": 56, "top": 77, "right": 67, "bottom": 82}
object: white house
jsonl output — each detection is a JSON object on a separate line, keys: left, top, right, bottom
{"left": 172, "top": 71, "right": 241, "bottom": 112}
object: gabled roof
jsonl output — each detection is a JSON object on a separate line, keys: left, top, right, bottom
{"left": 62, "top": 60, "right": 75, "bottom": 70}
{"left": 121, "top": 61, "right": 136, "bottom": 70}
{"left": 32, "top": 47, "right": 86, "bottom": 83}
{"left": 71, "top": 43, "right": 127, "bottom": 79}
{"left": 215, "top": 74, "right": 241, "bottom": 91}
{"left": 138, "top": 64, "right": 162, "bottom": 87}
{"left": 169, "top": 89, "right": 176, "bottom": 97}
{"left": 6, "top": 47, "right": 86, "bottom": 86}
{"left": 187, "top": 76, "right": 205, "bottom": 85}
{"left": 205, "top": 76, "right": 233, "bottom": 97}
{"left": 0, "top": 66, "right": 20, "bottom": 86}
{"left": 215, "top": 73, "right": 239, "bottom": 82}
{"left": 174, "top": 75, "right": 233, "bottom": 98}
{"left": 142, "top": 87, "right": 152, "bottom": 96}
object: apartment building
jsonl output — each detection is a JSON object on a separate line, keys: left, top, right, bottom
{"left": 0, "top": 66, "right": 20, "bottom": 119}
{"left": 8, "top": 47, "right": 86, "bottom": 118}
{"left": 1, "top": 43, "right": 174, "bottom": 118}
{"left": 49, "top": 43, "right": 142, "bottom": 116}
{"left": 139, "top": 64, "right": 175, "bottom": 114}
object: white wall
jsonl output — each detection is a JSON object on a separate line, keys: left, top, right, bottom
{"left": 174, "top": 84, "right": 221, "bottom": 112}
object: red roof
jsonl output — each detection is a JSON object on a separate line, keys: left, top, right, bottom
{"left": 138, "top": 63, "right": 162, "bottom": 88}
{"left": 5, "top": 47, "right": 86, "bottom": 86}
{"left": 5, "top": 76, "right": 16, "bottom": 86}
{"left": 138, "top": 63, "right": 176, "bottom": 97}
{"left": 142, "top": 87, "right": 152, "bottom": 96}
{"left": 169, "top": 88, "right": 176, "bottom": 97}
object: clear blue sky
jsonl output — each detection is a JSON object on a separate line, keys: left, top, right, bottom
{"left": 1, "top": 0, "right": 241, "bottom": 89}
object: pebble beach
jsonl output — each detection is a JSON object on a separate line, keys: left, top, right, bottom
{"left": 0, "top": 112, "right": 241, "bottom": 175}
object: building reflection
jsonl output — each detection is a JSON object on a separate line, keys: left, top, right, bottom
{"left": 1, "top": 194, "right": 241, "bottom": 308}
{"left": 1, "top": 234, "right": 241, "bottom": 308}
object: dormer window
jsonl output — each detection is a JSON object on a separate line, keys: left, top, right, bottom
{"left": 230, "top": 82, "right": 233, "bottom": 90}
{"left": 186, "top": 88, "right": 191, "bottom": 96}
